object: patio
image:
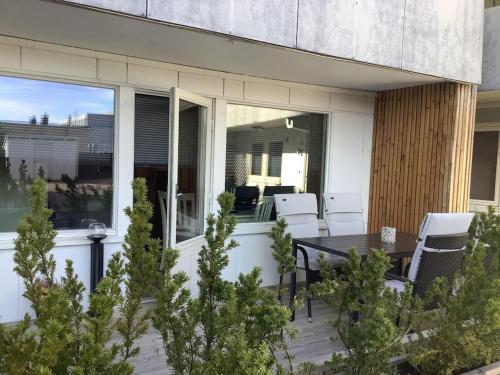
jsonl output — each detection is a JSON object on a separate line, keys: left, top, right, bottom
{"left": 0, "top": 1, "right": 495, "bottom": 373}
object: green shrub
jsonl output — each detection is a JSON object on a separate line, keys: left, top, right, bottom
{"left": 268, "top": 218, "right": 295, "bottom": 303}
{"left": 0, "top": 178, "right": 159, "bottom": 374}
{"left": 409, "top": 208, "right": 500, "bottom": 375}
{"left": 153, "top": 192, "right": 296, "bottom": 374}
{"left": 313, "top": 248, "right": 417, "bottom": 375}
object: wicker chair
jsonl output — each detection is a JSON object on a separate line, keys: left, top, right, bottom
{"left": 385, "top": 233, "right": 469, "bottom": 307}
{"left": 385, "top": 212, "right": 474, "bottom": 306}
{"left": 410, "top": 213, "right": 473, "bottom": 279}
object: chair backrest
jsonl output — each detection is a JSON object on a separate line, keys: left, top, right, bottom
{"left": 234, "top": 186, "right": 260, "bottom": 210}
{"left": 414, "top": 236, "right": 468, "bottom": 306}
{"left": 323, "top": 193, "right": 364, "bottom": 236}
{"left": 262, "top": 185, "right": 295, "bottom": 220}
{"left": 263, "top": 185, "right": 296, "bottom": 196}
{"left": 254, "top": 196, "right": 274, "bottom": 222}
{"left": 408, "top": 213, "right": 474, "bottom": 281}
{"left": 274, "top": 193, "right": 319, "bottom": 239}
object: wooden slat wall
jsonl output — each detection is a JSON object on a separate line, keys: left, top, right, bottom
{"left": 368, "top": 82, "right": 477, "bottom": 234}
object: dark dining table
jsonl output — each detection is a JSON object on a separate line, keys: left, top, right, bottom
{"left": 289, "top": 232, "right": 418, "bottom": 321}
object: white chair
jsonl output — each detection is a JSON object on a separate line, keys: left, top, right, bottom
{"left": 254, "top": 196, "right": 274, "bottom": 222}
{"left": 323, "top": 193, "right": 364, "bottom": 236}
{"left": 323, "top": 193, "right": 365, "bottom": 264}
{"left": 274, "top": 193, "right": 320, "bottom": 322}
{"left": 385, "top": 213, "right": 474, "bottom": 299}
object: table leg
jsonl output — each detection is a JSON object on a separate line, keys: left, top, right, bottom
{"left": 289, "top": 241, "right": 298, "bottom": 322}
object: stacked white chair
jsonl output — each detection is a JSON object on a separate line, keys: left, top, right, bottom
{"left": 323, "top": 193, "right": 364, "bottom": 236}
{"left": 323, "top": 193, "right": 365, "bottom": 264}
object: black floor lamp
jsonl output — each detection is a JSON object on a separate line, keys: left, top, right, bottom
{"left": 87, "top": 223, "right": 107, "bottom": 293}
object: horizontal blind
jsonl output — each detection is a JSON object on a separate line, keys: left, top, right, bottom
{"left": 134, "top": 94, "right": 169, "bottom": 166}
{"left": 267, "top": 141, "right": 283, "bottom": 177}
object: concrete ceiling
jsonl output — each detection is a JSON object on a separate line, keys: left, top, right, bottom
{"left": 0, "top": 0, "right": 444, "bottom": 91}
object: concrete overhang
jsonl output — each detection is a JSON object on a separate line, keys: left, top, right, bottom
{"left": 0, "top": 0, "right": 447, "bottom": 91}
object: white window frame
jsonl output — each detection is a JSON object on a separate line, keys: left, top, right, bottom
{"left": 131, "top": 87, "right": 214, "bottom": 249}
{"left": 0, "top": 72, "right": 119, "bottom": 244}
{"left": 168, "top": 87, "right": 213, "bottom": 248}
{"left": 469, "top": 122, "right": 500, "bottom": 213}
{"left": 220, "top": 99, "right": 333, "bottom": 235}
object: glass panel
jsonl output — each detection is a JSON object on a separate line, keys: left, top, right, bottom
{"left": 133, "top": 94, "right": 169, "bottom": 243}
{"left": 0, "top": 75, "right": 114, "bottom": 232}
{"left": 485, "top": 0, "right": 500, "bottom": 8}
{"left": 225, "top": 104, "right": 326, "bottom": 223}
{"left": 470, "top": 131, "right": 498, "bottom": 201}
{"left": 177, "top": 99, "right": 205, "bottom": 242}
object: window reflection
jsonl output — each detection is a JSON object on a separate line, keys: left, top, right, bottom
{"left": 485, "top": 0, "right": 500, "bottom": 8}
{"left": 225, "top": 104, "right": 326, "bottom": 223}
{"left": 0, "top": 76, "right": 114, "bottom": 232}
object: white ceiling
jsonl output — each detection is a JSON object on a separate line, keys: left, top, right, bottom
{"left": 0, "top": 0, "right": 444, "bottom": 91}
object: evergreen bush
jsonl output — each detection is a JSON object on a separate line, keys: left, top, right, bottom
{"left": 154, "top": 192, "right": 301, "bottom": 374}
{"left": 313, "top": 248, "right": 417, "bottom": 375}
{"left": 0, "top": 177, "right": 159, "bottom": 374}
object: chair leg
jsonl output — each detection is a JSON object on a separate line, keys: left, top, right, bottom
{"left": 298, "top": 245, "right": 313, "bottom": 323}
{"left": 305, "top": 269, "right": 312, "bottom": 323}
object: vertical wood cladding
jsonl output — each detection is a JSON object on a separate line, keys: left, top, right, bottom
{"left": 368, "top": 83, "right": 477, "bottom": 234}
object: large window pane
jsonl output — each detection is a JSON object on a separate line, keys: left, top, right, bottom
{"left": 225, "top": 104, "right": 326, "bottom": 223}
{"left": 470, "top": 131, "right": 498, "bottom": 201}
{"left": 0, "top": 76, "right": 114, "bottom": 232}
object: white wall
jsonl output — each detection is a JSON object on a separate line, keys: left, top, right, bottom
{"left": 0, "top": 36, "right": 374, "bottom": 323}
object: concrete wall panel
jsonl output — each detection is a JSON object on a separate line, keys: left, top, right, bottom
{"left": 480, "top": 7, "right": 500, "bottom": 91}
{"left": 223, "top": 79, "right": 244, "bottom": 99}
{"left": 66, "top": 0, "right": 146, "bottom": 16}
{"left": 290, "top": 87, "right": 331, "bottom": 109}
{"left": 243, "top": 82, "right": 290, "bottom": 104}
{"left": 331, "top": 93, "right": 369, "bottom": 113}
{"left": 98, "top": 59, "right": 127, "bottom": 82}
{"left": 127, "top": 63, "right": 178, "bottom": 89}
{"left": 0, "top": 43, "right": 20, "bottom": 69}
{"left": 147, "top": 0, "right": 298, "bottom": 47}
{"left": 297, "top": 0, "right": 405, "bottom": 69}
{"left": 402, "top": 0, "right": 483, "bottom": 84}
{"left": 21, "top": 48, "right": 97, "bottom": 78}
{"left": 58, "top": 0, "right": 483, "bottom": 83}
{"left": 179, "top": 72, "right": 223, "bottom": 96}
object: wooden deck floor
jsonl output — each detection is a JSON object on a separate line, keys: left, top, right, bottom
{"left": 127, "top": 298, "right": 342, "bottom": 374}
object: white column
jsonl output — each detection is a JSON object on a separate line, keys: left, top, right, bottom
{"left": 115, "top": 86, "right": 135, "bottom": 237}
